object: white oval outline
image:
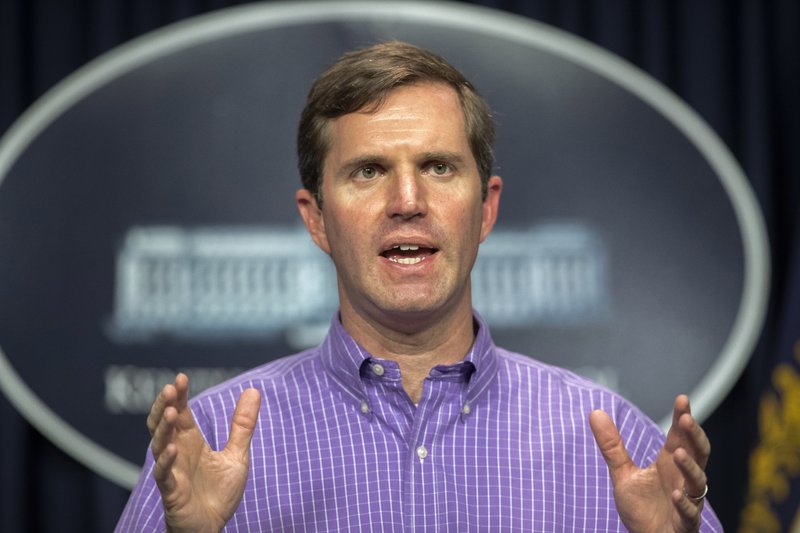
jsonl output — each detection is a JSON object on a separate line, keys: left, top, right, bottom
{"left": 0, "top": 1, "right": 770, "bottom": 489}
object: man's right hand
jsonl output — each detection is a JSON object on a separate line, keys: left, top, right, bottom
{"left": 147, "top": 373, "right": 261, "bottom": 533}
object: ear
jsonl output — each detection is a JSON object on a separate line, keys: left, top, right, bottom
{"left": 479, "top": 175, "right": 503, "bottom": 242}
{"left": 296, "top": 188, "right": 331, "bottom": 254}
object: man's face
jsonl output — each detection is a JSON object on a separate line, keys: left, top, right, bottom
{"left": 297, "top": 82, "right": 502, "bottom": 329}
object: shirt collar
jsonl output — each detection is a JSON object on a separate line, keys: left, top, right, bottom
{"left": 320, "top": 311, "right": 498, "bottom": 409}
{"left": 461, "top": 310, "right": 498, "bottom": 408}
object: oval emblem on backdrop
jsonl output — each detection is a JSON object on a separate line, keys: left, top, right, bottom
{"left": 0, "top": 2, "right": 769, "bottom": 488}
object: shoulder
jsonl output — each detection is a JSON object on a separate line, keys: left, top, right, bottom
{"left": 494, "top": 346, "right": 617, "bottom": 397}
{"left": 195, "top": 347, "right": 321, "bottom": 399}
{"left": 493, "top": 347, "right": 665, "bottom": 450}
{"left": 187, "top": 348, "right": 325, "bottom": 437}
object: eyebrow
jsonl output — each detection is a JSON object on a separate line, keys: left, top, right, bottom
{"left": 421, "top": 151, "right": 468, "bottom": 165}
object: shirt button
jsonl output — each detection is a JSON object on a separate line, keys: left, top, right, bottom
{"left": 462, "top": 404, "right": 471, "bottom": 415}
{"left": 372, "top": 363, "right": 385, "bottom": 377}
{"left": 360, "top": 401, "right": 369, "bottom": 414}
{"left": 416, "top": 445, "right": 428, "bottom": 460}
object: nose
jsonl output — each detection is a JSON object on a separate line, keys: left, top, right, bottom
{"left": 386, "top": 170, "right": 427, "bottom": 220}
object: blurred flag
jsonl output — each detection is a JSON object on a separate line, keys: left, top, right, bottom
{"left": 740, "top": 237, "right": 800, "bottom": 533}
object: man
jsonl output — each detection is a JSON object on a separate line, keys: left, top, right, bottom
{"left": 116, "top": 41, "right": 721, "bottom": 532}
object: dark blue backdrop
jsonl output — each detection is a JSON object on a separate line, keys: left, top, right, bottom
{"left": 1, "top": 1, "right": 798, "bottom": 531}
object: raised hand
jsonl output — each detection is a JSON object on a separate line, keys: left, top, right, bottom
{"left": 147, "top": 373, "right": 261, "bottom": 533}
{"left": 589, "top": 395, "right": 710, "bottom": 533}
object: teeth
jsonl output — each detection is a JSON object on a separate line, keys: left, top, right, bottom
{"left": 395, "top": 244, "right": 420, "bottom": 251}
{"left": 389, "top": 257, "right": 424, "bottom": 265}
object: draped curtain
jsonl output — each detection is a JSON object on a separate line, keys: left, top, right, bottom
{"left": 1, "top": 1, "right": 798, "bottom": 531}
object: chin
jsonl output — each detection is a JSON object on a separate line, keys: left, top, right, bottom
{"left": 380, "top": 300, "right": 436, "bottom": 315}
{"left": 376, "top": 292, "right": 458, "bottom": 318}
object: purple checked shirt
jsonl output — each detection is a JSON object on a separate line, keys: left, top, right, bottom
{"left": 116, "top": 313, "right": 722, "bottom": 531}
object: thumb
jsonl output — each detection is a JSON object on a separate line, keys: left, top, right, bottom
{"left": 226, "top": 388, "right": 261, "bottom": 460}
{"left": 589, "top": 409, "right": 634, "bottom": 482}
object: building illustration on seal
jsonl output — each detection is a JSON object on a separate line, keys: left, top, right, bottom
{"left": 109, "top": 224, "right": 610, "bottom": 347}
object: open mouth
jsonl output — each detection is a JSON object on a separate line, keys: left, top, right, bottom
{"left": 381, "top": 244, "right": 438, "bottom": 265}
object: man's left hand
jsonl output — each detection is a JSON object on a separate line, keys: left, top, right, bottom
{"left": 589, "top": 395, "right": 709, "bottom": 533}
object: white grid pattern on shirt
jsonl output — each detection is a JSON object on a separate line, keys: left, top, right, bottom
{"left": 115, "top": 328, "right": 723, "bottom": 532}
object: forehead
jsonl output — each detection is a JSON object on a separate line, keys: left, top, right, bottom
{"left": 324, "top": 82, "right": 468, "bottom": 155}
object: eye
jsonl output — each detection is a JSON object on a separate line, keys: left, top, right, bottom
{"left": 356, "top": 166, "right": 379, "bottom": 180}
{"left": 431, "top": 162, "right": 451, "bottom": 176}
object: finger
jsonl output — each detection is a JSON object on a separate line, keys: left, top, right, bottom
{"left": 172, "top": 373, "right": 197, "bottom": 430}
{"left": 146, "top": 382, "right": 177, "bottom": 437}
{"left": 173, "top": 372, "right": 190, "bottom": 408}
{"left": 226, "top": 388, "right": 262, "bottom": 461}
{"left": 665, "top": 395, "right": 711, "bottom": 463}
{"left": 150, "top": 405, "right": 178, "bottom": 458}
{"left": 146, "top": 373, "right": 189, "bottom": 435}
{"left": 664, "top": 395, "right": 691, "bottom": 451}
{"left": 677, "top": 412, "right": 711, "bottom": 469}
{"left": 589, "top": 409, "right": 634, "bottom": 481}
{"left": 673, "top": 394, "right": 691, "bottom": 423}
{"left": 153, "top": 442, "right": 179, "bottom": 494}
{"left": 674, "top": 447, "right": 708, "bottom": 503}
{"left": 672, "top": 488, "right": 703, "bottom": 531}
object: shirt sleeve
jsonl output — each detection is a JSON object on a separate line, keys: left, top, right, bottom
{"left": 114, "top": 449, "right": 166, "bottom": 533}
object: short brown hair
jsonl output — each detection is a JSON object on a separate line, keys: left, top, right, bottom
{"left": 297, "top": 41, "right": 495, "bottom": 205}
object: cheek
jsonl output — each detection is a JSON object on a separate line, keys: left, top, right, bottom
{"left": 325, "top": 211, "right": 363, "bottom": 253}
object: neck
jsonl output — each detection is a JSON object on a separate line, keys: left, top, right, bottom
{"left": 339, "top": 301, "right": 476, "bottom": 404}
